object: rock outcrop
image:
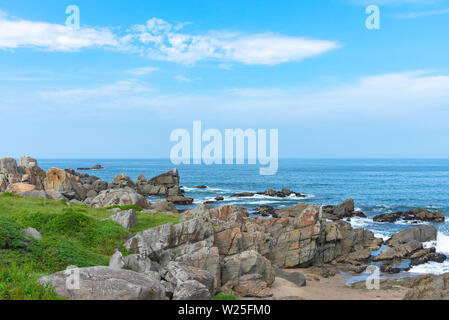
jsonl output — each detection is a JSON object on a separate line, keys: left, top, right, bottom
{"left": 108, "top": 209, "right": 138, "bottom": 230}
{"left": 39, "top": 266, "right": 165, "bottom": 300}
{"left": 88, "top": 188, "right": 150, "bottom": 209}
{"left": 374, "top": 209, "right": 445, "bottom": 223}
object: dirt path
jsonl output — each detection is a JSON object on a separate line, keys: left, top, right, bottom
{"left": 271, "top": 268, "right": 409, "bottom": 300}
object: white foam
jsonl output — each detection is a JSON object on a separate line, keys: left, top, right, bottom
{"left": 408, "top": 232, "right": 449, "bottom": 275}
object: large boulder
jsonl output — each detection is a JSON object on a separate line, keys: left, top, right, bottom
{"left": 172, "top": 280, "right": 211, "bottom": 300}
{"left": 124, "top": 218, "right": 214, "bottom": 260}
{"left": 44, "top": 168, "right": 86, "bottom": 200}
{"left": 90, "top": 188, "right": 150, "bottom": 209}
{"left": 167, "top": 196, "right": 193, "bottom": 205}
{"left": 39, "top": 266, "right": 165, "bottom": 300}
{"left": 17, "top": 156, "right": 45, "bottom": 190}
{"left": 222, "top": 250, "right": 275, "bottom": 285}
{"left": 163, "top": 261, "right": 215, "bottom": 296}
{"left": 108, "top": 209, "right": 138, "bottom": 230}
{"left": 6, "top": 183, "right": 36, "bottom": 194}
{"left": 221, "top": 274, "right": 273, "bottom": 298}
{"left": 136, "top": 169, "right": 182, "bottom": 197}
{"left": 386, "top": 225, "right": 437, "bottom": 247}
{"left": 372, "top": 240, "right": 422, "bottom": 261}
{"left": 18, "top": 190, "right": 49, "bottom": 199}
{"left": 0, "top": 157, "right": 18, "bottom": 175}
{"left": 109, "top": 174, "right": 136, "bottom": 190}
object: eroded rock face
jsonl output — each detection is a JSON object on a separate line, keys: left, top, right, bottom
{"left": 44, "top": 168, "right": 86, "bottom": 201}
{"left": 374, "top": 209, "right": 445, "bottom": 223}
{"left": 39, "top": 266, "right": 165, "bottom": 300}
{"left": 404, "top": 273, "right": 449, "bottom": 300}
{"left": 162, "top": 261, "right": 215, "bottom": 296}
{"left": 386, "top": 225, "right": 437, "bottom": 247}
{"left": 108, "top": 209, "right": 138, "bottom": 230}
{"left": 172, "top": 280, "right": 211, "bottom": 300}
{"left": 89, "top": 188, "right": 150, "bottom": 209}
{"left": 149, "top": 201, "right": 179, "bottom": 213}
{"left": 136, "top": 169, "right": 182, "bottom": 197}
{"left": 221, "top": 274, "right": 273, "bottom": 298}
{"left": 6, "top": 183, "right": 36, "bottom": 194}
{"left": 222, "top": 250, "right": 275, "bottom": 285}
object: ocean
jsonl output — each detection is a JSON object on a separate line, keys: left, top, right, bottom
{"left": 38, "top": 158, "right": 449, "bottom": 276}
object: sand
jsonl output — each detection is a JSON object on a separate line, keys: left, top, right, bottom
{"left": 271, "top": 268, "right": 409, "bottom": 300}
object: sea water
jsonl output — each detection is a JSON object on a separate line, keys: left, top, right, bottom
{"left": 38, "top": 158, "right": 449, "bottom": 275}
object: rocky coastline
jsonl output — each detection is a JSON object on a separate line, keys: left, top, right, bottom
{"left": 1, "top": 156, "right": 448, "bottom": 300}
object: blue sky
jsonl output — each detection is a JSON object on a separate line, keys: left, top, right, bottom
{"left": 1, "top": 0, "right": 449, "bottom": 158}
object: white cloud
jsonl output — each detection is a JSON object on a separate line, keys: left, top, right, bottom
{"left": 392, "top": 8, "right": 449, "bottom": 18}
{"left": 0, "top": 13, "right": 121, "bottom": 51}
{"left": 126, "top": 67, "right": 158, "bottom": 75}
{"left": 0, "top": 12, "right": 339, "bottom": 66}
{"left": 34, "top": 71, "right": 449, "bottom": 123}
{"left": 127, "top": 18, "right": 340, "bottom": 65}
{"left": 175, "top": 75, "right": 192, "bottom": 82}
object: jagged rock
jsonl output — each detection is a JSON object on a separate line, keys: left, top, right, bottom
{"left": 124, "top": 218, "right": 214, "bottom": 260}
{"left": 386, "top": 225, "right": 437, "bottom": 247}
{"left": 215, "top": 196, "right": 224, "bottom": 201}
{"left": 136, "top": 169, "right": 181, "bottom": 197}
{"left": 410, "top": 247, "right": 447, "bottom": 266}
{"left": 167, "top": 196, "right": 193, "bottom": 205}
{"left": 221, "top": 274, "right": 273, "bottom": 298}
{"left": 23, "top": 227, "right": 42, "bottom": 240}
{"left": 374, "top": 209, "right": 445, "bottom": 223}
{"left": 0, "top": 157, "right": 18, "bottom": 174}
{"left": 163, "top": 261, "right": 215, "bottom": 296}
{"left": 93, "top": 179, "right": 108, "bottom": 193}
{"left": 109, "top": 250, "right": 125, "bottom": 270}
{"left": 90, "top": 188, "right": 150, "bottom": 209}
{"left": 39, "top": 266, "right": 165, "bottom": 300}
{"left": 6, "top": 183, "right": 36, "bottom": 194}
{"left": 322, "top": 199, "right": 366, "bottom": 220}
{"left": 372, "top": 240, "right": 422, "bottom": 261}
{"left": 222, "top": 250, "right": 275, "bottom": 285}
{"left": 108, "top": 209, "right": 138, "bottom": 230}
{"left": 44, "top": 168, "right": 86, "bottom": 201}
{"left": 150, "top": 169, "right": 180, "bottom": 186}
{"left": 123, "top": 254, "right": 160, "bottom": 275}
{"left": 257, "top": 188, "right": 305, "bottom": 198}
{"left": 172, "top": 280, "right": 211, "bottom": 300}
{"left": 109, "top": 174, "right": 136, "bottom": 190}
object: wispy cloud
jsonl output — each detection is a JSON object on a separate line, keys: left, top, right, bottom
{"left": 126, "top": 67, "right": 158, "bottom": 75}
{"left": 175, "top": 75, "right": 192, "bottom": 82}
{"left": 32, "top": 71, "right": 449, "bottom": 122}
{"left": 126, "top": 18, "right": 340, "bottom": 65}
{"left": 0, "top": 12, "right": 121, "bottom": 51}
{"left": 393, "top": 8, "right": 449, "bottom": 18}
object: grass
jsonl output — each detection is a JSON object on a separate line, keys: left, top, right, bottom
{"left": 106, "top": 204, "right": 143, "bottom": 212}
{"left": 213, "top": 293, "right": 240, "bottom": 300}
{"left": 0, "top": 192, "right": 180, "bottom": 300}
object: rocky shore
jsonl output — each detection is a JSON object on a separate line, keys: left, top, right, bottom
{"left": 1, "top": 156, "right": 448, "bottom": 300}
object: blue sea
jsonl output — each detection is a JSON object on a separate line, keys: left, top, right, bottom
{"left": 38, "top": 158, "right": 449, "bottom": 276}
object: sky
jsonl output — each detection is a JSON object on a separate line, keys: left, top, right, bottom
{"left": 0, "top": 0, "right": 448, "bottom": 159}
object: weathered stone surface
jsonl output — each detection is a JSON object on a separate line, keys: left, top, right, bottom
{"left": 124, "top": 218, "right": 214, "bottom": 260}
{"left": 172, "top": 280, "right": 211, "bottom": 300}
{"left": 23, "top": 227, "right": 42, "bottom": 240}
{"left": 373, "top": 240, "right": 422, "bottom": 261}
{"left": 109, "top": 174, "right": 136, "bottom": 190}
{"left": 222, "top": 250, "right": 275, "bottom": 285}
{"left": 222, "top": 274, "right": 273, "bottom": 298}
{"left": 123, "top": 254, "right": 160, "bottom": 275}
{"left": 44, "top": 168, "right": 86, "bottom": 200}
{"left": 163, "top": 261, "right": 215, "bottom": 296}
{"left": 90, "top": 188, "right": 150, "bottom": 209}
{"left": 374, "top": 209, "right": 445, "bottom": 223}
{"left": 167, "top": 196, "right": 193, "bottom": 205}
{"left": 404, "top": 273, "right": 449, "bottom": 300}
{"left": 6, "top": 183, "right": 35, "bottom": 194}
{"left": 386, "top": 225, "right": 437, "bottom": 247}
{"left": 39, "top": 266, "right": 165, "bottom": 300}
{"left": 274, "top": 266, "right": 306, "bottom": 287}
{"left": 0, "top": 157, "right": 18, "bottom": 174}
{"left": 108, "top": 209, "right": 138, "bottom": 230}
{"left": 409, "top": 247, "right": 447, "bottom": 266}
{"left": 109, "top": 250, "right": 125, "bottom": 270}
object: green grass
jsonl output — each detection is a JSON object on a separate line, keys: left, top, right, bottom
{"left": 0, "top": 193, "right": 180, "bottom": 300}
{"left": 106, "top": 204, "right": 143, "bottom": 212}
{"left": 213, "top": 293, "right": 240, "bottom": 300}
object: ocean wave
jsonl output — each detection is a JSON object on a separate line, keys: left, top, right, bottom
{"left": 182, "top": 186, "right": 231, "bottom": 192}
